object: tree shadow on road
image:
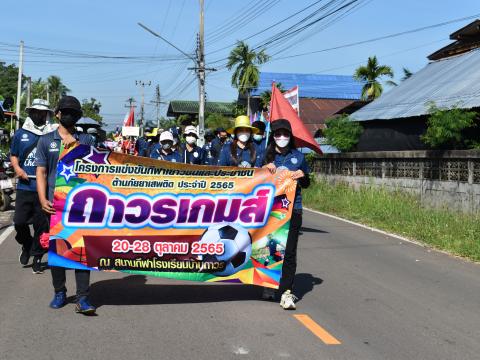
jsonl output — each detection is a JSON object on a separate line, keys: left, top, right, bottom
{"left": 294, "top": 273, "right": 323, "bottom": 300}
{"left": 90, "top": 275, "right": 262, "bottom": 308}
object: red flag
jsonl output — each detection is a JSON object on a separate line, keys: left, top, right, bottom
{"left": 123, "top": 107, "right": 135, "bottom": 127}
{"left": 269, "top": 83, "right": 322, "bottom": 154}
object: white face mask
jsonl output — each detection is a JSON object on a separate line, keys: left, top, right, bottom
{"left": 237, "top": 132, "right": 251, "bottom": 143}
{"left": 253, "top": 134, "right": 263, "bottom": 142}
{"left": 162, "top": 142, "right": 172, "bottom": 150}
{"left": 274, "top": 136, "right": 290, "bottom": 148}
{"left": 185, "top": 136, "right": 197, "bottom": 145}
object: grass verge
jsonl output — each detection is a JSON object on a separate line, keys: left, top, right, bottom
{"left": 302, "top": 178, "right": 480, "bottom": 262}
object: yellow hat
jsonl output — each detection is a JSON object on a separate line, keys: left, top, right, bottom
{"left": 145, "top": 128, "right": 158, "bottom": 137}
{"left": 227, "top": 115, "right": 259, "bottom": 134}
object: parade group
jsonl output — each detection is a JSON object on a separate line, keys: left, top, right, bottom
{"left": 11, "top": 95, "right": 310, "bottom": 315}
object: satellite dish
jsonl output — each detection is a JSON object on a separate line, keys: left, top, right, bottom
{"left": 2, "top": 97, "right": 14, "bottom": 110}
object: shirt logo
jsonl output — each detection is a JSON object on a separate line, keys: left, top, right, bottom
{"left": 193, "top": 152, "right": 199, "bottom": 158}
{"left": 50, "top": 142, "right": 58, "bottom": 149}
{"left": 291, "top": 157, "right": 298, "bottom": 164}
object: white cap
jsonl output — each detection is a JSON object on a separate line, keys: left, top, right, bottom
{"left": 87, "top": 127, "right": 98, "bottom": 134}
{"left": 26, "top": 99, "right": 53, "bottom": 113}
{"left": 184, "top": 125, "right": 198, "bottom": 137}
{"left": 76, "top": 126, "right": 83, "bottom": 132}
{"left": 160, "top": 131, "right": 174, "bottom": 142}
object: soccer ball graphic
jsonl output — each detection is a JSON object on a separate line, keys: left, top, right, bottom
{"left": 198, "top": 223, "right": 252, "bottom": 277}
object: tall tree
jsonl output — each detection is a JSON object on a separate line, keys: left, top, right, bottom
{"left": 354, "top": 56, "right": 394, "bottom": 100}
{"left": 260, "top": 82, "right": 285, "bottom": 110}
{"left": 227, "top": 41, "right": 269, "bottom": 115}
{"left": 81, "top": 97, "right": 103, "bottom": 124}
{"left": 0, "top": 61, "right": 26, "bottom": 104}
{"left": 401, "top": 67, "right": 413, "bottom": 81}
{"left": 47, "top": 75, "right": 70, "bottom": 108}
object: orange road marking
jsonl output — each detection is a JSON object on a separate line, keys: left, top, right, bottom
{"left": 294, "top": 314, "right": 342, "bottom": 345}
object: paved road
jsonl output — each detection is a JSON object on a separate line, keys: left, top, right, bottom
{"left": 0, "top": 209, "right": 479, "bottom": 360}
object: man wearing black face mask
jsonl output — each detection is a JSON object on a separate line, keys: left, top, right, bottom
{"left": 11, "top": 99, "right": 56, "bottom": 274}
{"left": 36, "top": 96, "right": 97, "bottom": 314}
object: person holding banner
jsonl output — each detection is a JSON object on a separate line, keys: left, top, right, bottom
{"left": 219, "top": 115, "right": 262, "bottom": 168}
{"left": 201, "top": 130, "right": 217, "bottom": 166}
{"left": 182, "top": 125, "right": 203, "bottom": 165}
{"left": 150, "top": 130, "right": 184, "bottom": 163}
{"left": 262, "top": 119, "right": 310, "bottom": 310}
{"left": 36, "top": 96, "right": 97, "bottom": 314}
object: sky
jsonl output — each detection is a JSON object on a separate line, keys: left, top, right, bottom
{"left": 1, "top": 0, "right": 479, "bottom": 130}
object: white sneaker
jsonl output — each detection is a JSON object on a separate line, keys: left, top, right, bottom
{"left": 261, "top": 287, "right": 276, "bottom": 300}
{"left": 280, "top": 290, "right": 297, "bottom": 310}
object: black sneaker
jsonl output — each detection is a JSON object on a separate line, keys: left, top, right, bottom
{"left": 19, "top": 247, "right": 30, "bottom": 266}
{"left": 32, "top": 256, "right": 44, "bottom": 274}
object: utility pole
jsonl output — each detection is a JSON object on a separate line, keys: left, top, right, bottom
{"left": 135, "top": 80, "right": 151, "bottom": 136}
{"left": 26, "top": 77, "right": 32, "bottom": 108}
{"left": 125, "top": 97, "right": 136, "bottom": 109}
{"left": 15, "top": 41, "right": 24, "bottom": 131}
{"left": 198, "top": 0, "right": 206, "bottom": 146}
{"left": 151, "top": 84, "right": 166, "bottom": 129}
{"left": 46, "top": 83, "right": 50, "bottom": 103}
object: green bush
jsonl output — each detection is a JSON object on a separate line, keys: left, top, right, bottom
{"left": 422, "top": 103, "right": 477, "bottom": 149}
{"left": 324, "top": 115, "right": 363, "bottom": 152}
{"left": 303, "top": 178, "right": 480, "bottom": 261}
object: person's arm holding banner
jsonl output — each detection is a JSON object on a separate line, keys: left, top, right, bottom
{"left": 35, "top": 137, "right": 55, "bottom": 215}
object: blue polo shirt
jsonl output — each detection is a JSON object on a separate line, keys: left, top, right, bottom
{"left": 272, "top": 149, "right": 310, "bottom": 210}
{"left": 150, "top": 145, "right": 184, "bottom": 163}
{"left": 36, "top": 130, "right": 95, "bottom": 201}
{"left": 218, "top": 143, "right": 262, "bottom": 168}
{"left": 10, "top": 129, "right": 41, "bottom": 192}
{"left": 201, "top": 142, "right": 217, "bottom": 166}
{"left": 135, "top": 137, "right": 149, "bottom": 157}
{"left": 182, "top": 145, "right": 203, "bottom": 165}
{"left": 253, "top": 137, "right": 267, "bottom": 164}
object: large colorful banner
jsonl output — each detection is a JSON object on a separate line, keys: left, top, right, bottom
{"left": 48, "top": 145, "right": 296, "bottom": 288}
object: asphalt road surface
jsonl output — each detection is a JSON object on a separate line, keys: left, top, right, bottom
{"left": 0, "top": 209, "right": 478, "bottom": 360}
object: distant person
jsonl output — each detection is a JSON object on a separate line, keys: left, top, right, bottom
{"left": 36, "top": 96, "right": 96, "bottom": 314}
{"left": 211, "top": 127, "right": 229, "bottom": 164}
{"left": 252, "top": 120, "right": 267, "bottom": 162}
{"left": 201, "top": 130, "right": 217, "bottom": 166}
{"left": 262, "top": 119, "right": 310, "bottom": 310}
{"left": 218, "top": 115, "right": 262, "bottom": 168}
{"left": 10, "top": 99, "right": 54, "bottom": 273}
{"left": 182, "top": 125, "right": 203, "bottom": 165}
{"left": 150, "top": 130, "right": 183, "bottom": 163}
{"left": 135, "top": 127, "right": 151, "bottom": 157}
{"left": 86, "top": 127, "right": 103, "bottom": 148}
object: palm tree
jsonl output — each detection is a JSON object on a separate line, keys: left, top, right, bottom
{"left": 401, "top": 67, "right": 413, "bottom": 81}
{"left": 260, "top": 82, "right": 285, "bottom": 110}
{"left": 227, "top": 41, "right": 269, "bottom": 115}
{"left": 354, "top": 56, "right": 394, "bottom": 100}
{"left": 47, "top": 75, "right": 70, "bottom": 108}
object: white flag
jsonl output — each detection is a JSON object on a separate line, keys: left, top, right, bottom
{"left": 283, "top": 86, "right": 300, "bottom": 115}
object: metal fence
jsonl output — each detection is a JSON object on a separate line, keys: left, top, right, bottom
{"left": 312, "top": 150, "right": 480, "bottom": 184}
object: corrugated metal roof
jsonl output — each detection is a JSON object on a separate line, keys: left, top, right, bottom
{"left": 167, "top": 100, "right": 234, "bottom": 116}
{"left": 351, "top": 49, "right": 480, "bottom": 121}
{"left": 300, "top": 98, "right": 355, "bottom": 133}
{"left": 250, "top": 72, "right": 364, "bottom": 100}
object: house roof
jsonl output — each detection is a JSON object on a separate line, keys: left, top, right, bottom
{"left": 250, "top": 72, "right": 364, "bottom": 100}
{"left": 351, "top": 49, "right": 480, "bottom": 122}
{"left": 300, "top": 98, "right": 356, "bottom": 133}
{"left": 167, "top": 100, "right": 234, "bottom": 117}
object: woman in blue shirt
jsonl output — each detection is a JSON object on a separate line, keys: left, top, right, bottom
{"left": 218, "top": 115, "right": 262, "bottom": 168}
{"left": 262, "top": 119, "right": 310, "bottom": 310}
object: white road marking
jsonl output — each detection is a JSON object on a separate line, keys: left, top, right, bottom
{"left": 0, "top": 225, "right": 14, "bottom": 246}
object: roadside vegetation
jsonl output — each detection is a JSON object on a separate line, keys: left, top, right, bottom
{"left": 303, "top": 178, "right": 480, "bottom": 262}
